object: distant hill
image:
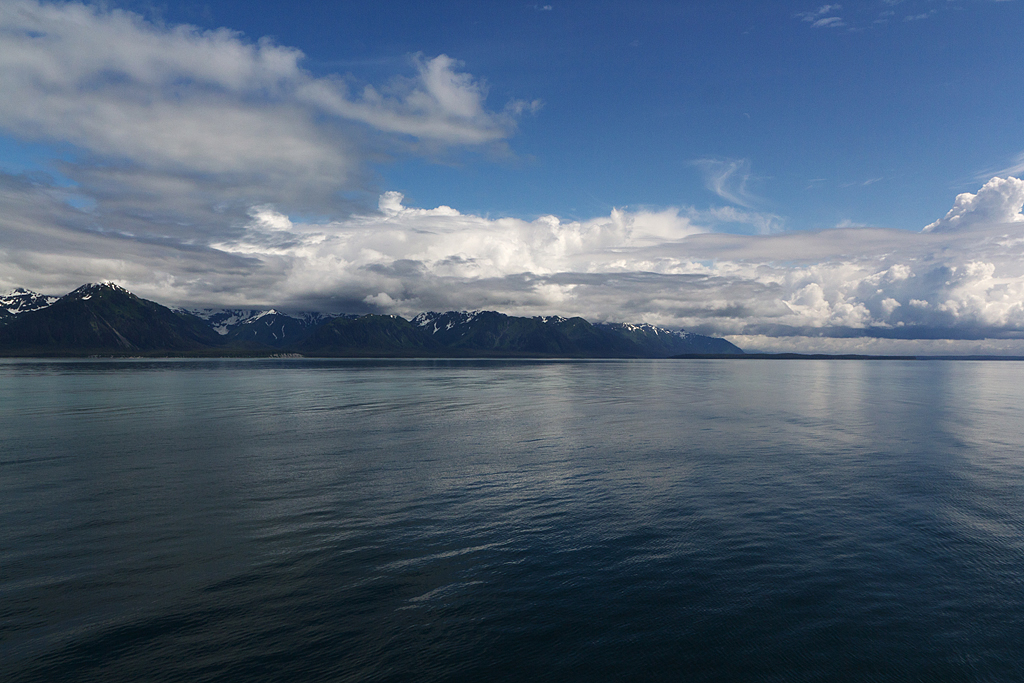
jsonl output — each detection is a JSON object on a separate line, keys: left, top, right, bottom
{"left": 0, "top": 283, "right": 743, "bottom": 357}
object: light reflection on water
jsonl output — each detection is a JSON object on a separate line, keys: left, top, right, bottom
{"left": 2, "top": 359, "right": 1023, "bottom": 681}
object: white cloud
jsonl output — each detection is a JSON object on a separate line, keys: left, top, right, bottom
{"left": 0, "top": 0, "right": 533, "bottom": 239}
{"left": 696, "top": 206, "right": 784, "bottom": 234}
{"left": 989, "top": 151, "right": 1024, "bottom": 178}
{"left": 193, "top": 178, "right": 1024, "bottom": 353}
{"left": 796, "top": 4, "right": 846, "bottom": 28}
{"left": 811, "top": 16, "right": 845, "bottom": 28}
{"left": 0, "top": 2, "right": 523, "bottom": 150}
{"left": 296, "top": 53, "right": 536, "bottom": 144}
{"left": 6, "top": 175, "right": 1024, "bottom": 353}
{"left": 800, "top": 4, "right": 843, "bottom": 18}
{"left": 729, "top": 335, "right": 1024, "bottom": 356}
{"left": 923, "top": 176, "right": 1024, "bottom": 233}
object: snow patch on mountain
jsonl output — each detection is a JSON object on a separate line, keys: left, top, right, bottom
{"left": 68, "top": 282, "right": 131, "bottom": 299}
{"left": 596, "top": 321, "right": 686, "bottom": 337}
{"left": 1, "top": 288, "right": 59, "bottom": 315}
{"left": 413, "top": 311, "right": 475, "bottom": 331}
{"left": 181, "top": 308, "right": 342, "bottom": 335}
{"left": 181, "top": 309, "right": 268, "bottom": 335}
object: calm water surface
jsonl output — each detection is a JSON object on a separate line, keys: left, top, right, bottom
{"left": 2, "top": 359, "right": 1023, "bottom": 681}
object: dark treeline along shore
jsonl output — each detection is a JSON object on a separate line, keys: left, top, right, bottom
{"left": 670, "top": 353, "right": 919, "bottom": 360}
{"left": 0, "top": 283, "right": 742, "bottom": 358}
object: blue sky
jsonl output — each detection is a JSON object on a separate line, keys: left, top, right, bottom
{"left": 2, "top": 0, "right": 1024, "bottom": 353}
{"left": 95, "top": 0, "right": 1024, "bottom": 230}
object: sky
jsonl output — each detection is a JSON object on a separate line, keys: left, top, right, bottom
{"left": 2, "top": 0, "right": 1024, "bottom": 353}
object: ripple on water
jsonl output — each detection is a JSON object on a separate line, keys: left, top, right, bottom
{"left": 2, "top": 359, "right": 1024, "bottom": 682}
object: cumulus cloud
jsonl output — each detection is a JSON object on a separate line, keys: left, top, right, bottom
{"left": 923, "top": 176, "right": 1024, "bottom": 233}
{"left": 195, "top": 177, "right": 1024, "bottom": 353}
{"left": 6, "top": 167, "right": 1024, "bottom": 352}
{"left": 202, "top": 193, "right": 709, "bottom": 311}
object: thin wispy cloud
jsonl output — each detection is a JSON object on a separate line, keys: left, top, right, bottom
{"left": 985, "top": 151, "right": 1024, "bottom": 180}
{"left": 835, "top": 219, "right": 871, "bottom": 228}
{"left": 691, "top": 206, "right": 784, "bottom": 235}
{"left": 811, "top": 16, "right": 846, "bottom": 27}
{"left": 840, "top": 177, "right": 885, "bottom": 188}
{"left": 796, "top": 4, "right": 846, "bottom": 28}
{"left": 805, "top": 1, "right": 973, "bottom": 31}
{"left": 693, "top": 158, "right": 761, "bottom": 209}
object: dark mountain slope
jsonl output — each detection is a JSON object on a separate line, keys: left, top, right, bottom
{"left": 0, "top": 283, "right": 223, "bottom": 355}
{"left": 411, "top": 311, "right": 606, "bottom": 356}
{"left": 411, "top": 311, "right": 743, "bottom": 357}
{"left": 595, "top": 322, "right": 743, "bottom": 356}
{"left": 0, "top": 284, "right": 744, "bottom": 357}
{"left": 1, "top": 288, "right": 58, "bottom": 321}
{"left": 296, "top": 314, "right": 442, "bottom": 357}
{"left": 223, "top": 311, "right": 321, "bottom": 348}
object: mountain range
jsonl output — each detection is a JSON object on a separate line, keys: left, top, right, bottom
{"left": 0, "top": 283, "right": 743, "bottom": 357}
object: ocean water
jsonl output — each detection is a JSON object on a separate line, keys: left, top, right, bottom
{"left": 1, "top": 358, "right": 1023, "bottom": 682}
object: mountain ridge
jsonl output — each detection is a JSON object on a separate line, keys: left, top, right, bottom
{"left": 0, "top": 283, "right": 222, "bottom": 354}
{"left": 0, "top": 284, "right": 743, "bottom": 357}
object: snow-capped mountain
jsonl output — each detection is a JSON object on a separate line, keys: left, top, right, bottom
{"left": 64, "top": 282, "right": 133, "bottom": 301}
{"left": 413, "top": 311, "right": 576, "bottom": 334}
{"left": 1, "top": 288, "right": 58, "bottom": 316}
{"left": 222, "top": 310, "right": 349, "bottom": 347}
{"left": 594, "top": 321, "right": 740, "bottom": 355}
{"left": 180, "top": 308, "right": 272, "bottom": 335}
{"left": 412, "top": 310, "right": 484, "bottom": 335}
{"left": 296, "top": 312, "right": 338, "bottom": 327}
{"left": 404, "top": 309, "right": 743, "bottom": 356}
{"left": 597, "top": 322, "right": 672, "bottom": 336}
{"left": 1, "top": 283, "right": 743, "bottom": 357}
{"left": 181, "top": 308, "right": 340, "bottom": 335}
{"left": 0, "top": 282, "right": 221, "bottom": 353}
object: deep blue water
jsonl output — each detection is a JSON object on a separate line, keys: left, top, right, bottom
{"left": 2, "top": 358, "right": 1023, "bottom": 682}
